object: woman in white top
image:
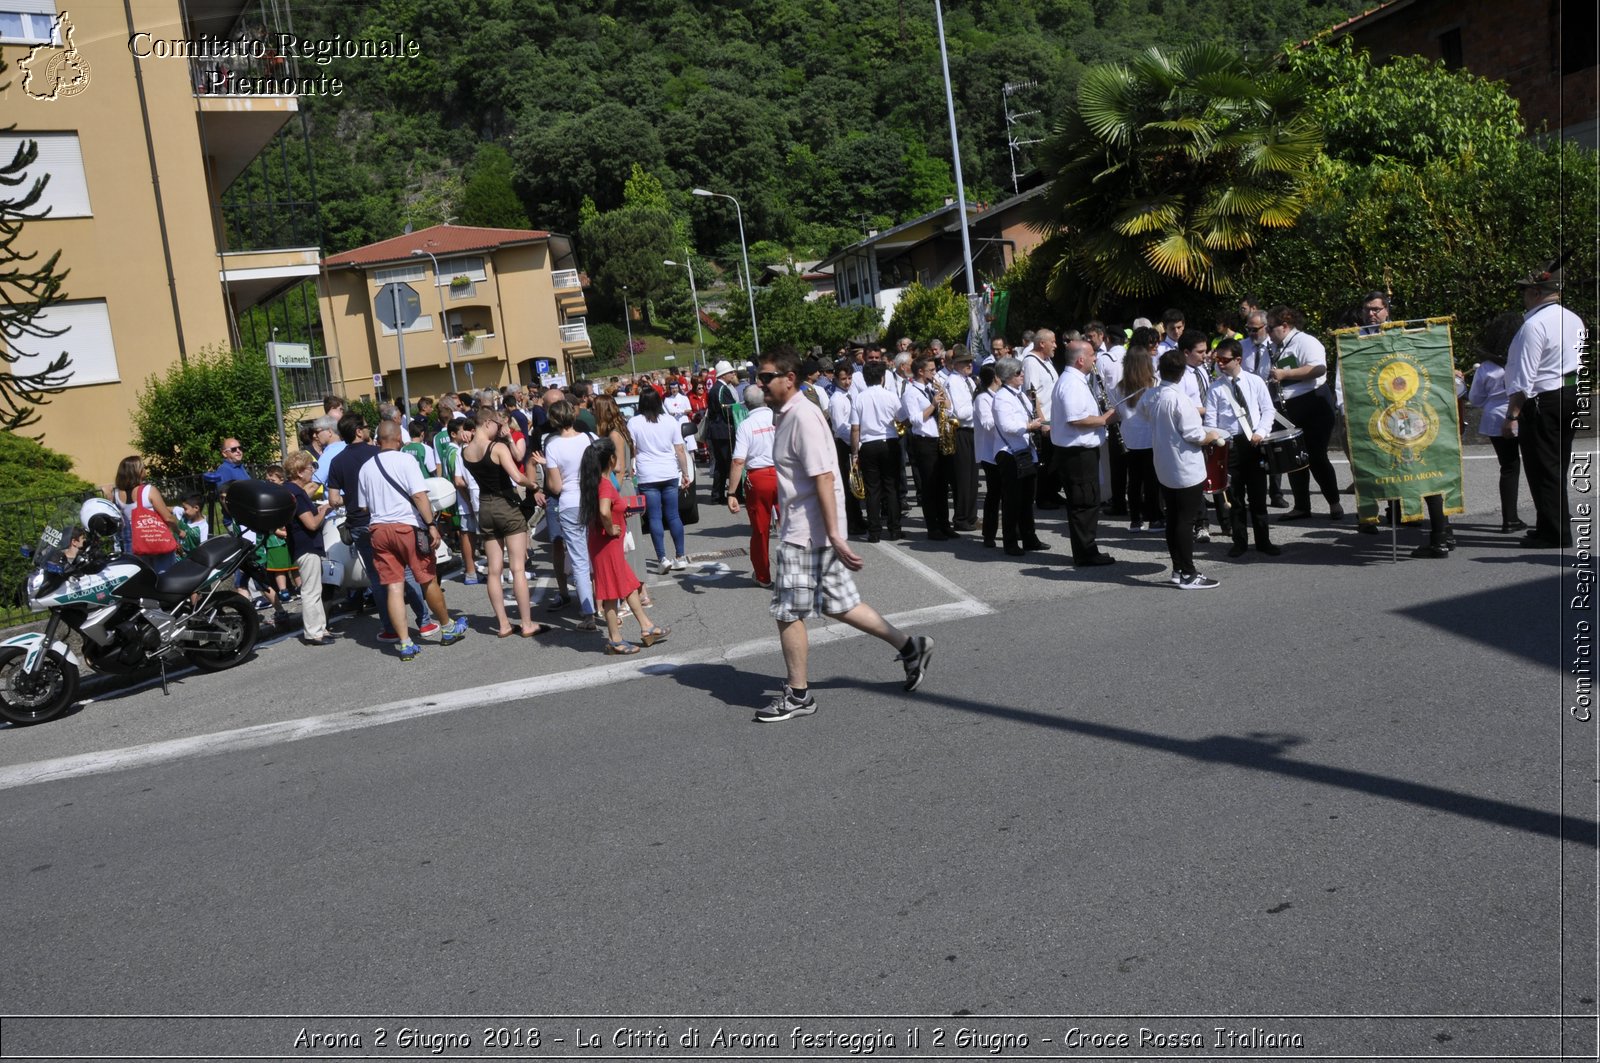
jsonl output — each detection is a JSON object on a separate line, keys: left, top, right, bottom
{"left": 972, "top": 364, "right": 1003, "bottom": 546}
{"left": 627, "top": 386, "right": 693, "bottom": 571}
{"left": 541, "top": 400, "right": 599, "bottom": 629}
{"left": 1467, "top": 314, "right": 1526, "bottom": 532}
{"left": 990, "top": 357, "right": 1047, "bottom": 556}
{"left": 1149, "top": 349, "right": 1226, "bottom": 588}
{"left": 1113, "top": 344, "right": 1163, "bottom": 532}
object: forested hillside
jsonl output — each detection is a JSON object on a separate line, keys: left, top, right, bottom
{"left": 289, "top": 0, "right": 1374, "bottom": 260}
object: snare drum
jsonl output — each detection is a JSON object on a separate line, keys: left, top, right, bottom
{"left": 1262, "top": 428, "right": 1309, "bottom": 475}
{"left": 1203, "top": 441, "right": 1230, "bottom": 494}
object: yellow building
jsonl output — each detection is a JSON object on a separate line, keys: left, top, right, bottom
{"left": 317, "top": 224, "right": 592, "bottom": 402}
{"left": 1, "top": 0, "right": 321, "bottom": 481}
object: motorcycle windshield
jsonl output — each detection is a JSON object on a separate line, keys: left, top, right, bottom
{"left": 30, "top": 502, "right": 88, "bottom": 574}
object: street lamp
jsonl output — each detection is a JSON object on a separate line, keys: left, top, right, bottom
{"left": 663, "top": 251, "right": 706, "bottom": 370}
{"left": 691, "top": 187, "right": 760, "bottom": 361}
{"left": 410, "top": 248, "right": 460, "bottom": 392}
{"left": 933, "top": 0, "right": 978, "bottom": 340}
{"left": 620, "top": 284, "right": 637, "bottom": 380}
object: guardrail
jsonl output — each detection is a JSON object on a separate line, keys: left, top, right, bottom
{"left": 558, "top": 322, "right": 589, "bottom": 344}
{"left": 552, "top": 269, "right": 582, "bottom": 290}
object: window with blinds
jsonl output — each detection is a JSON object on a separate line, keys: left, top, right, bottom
{"left": 0, "top": 132, "right": 91, "bottom": 218}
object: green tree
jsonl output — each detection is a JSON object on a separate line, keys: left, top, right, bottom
{"left": 1034, "top": 44, "right": 1323, "bottom": 318}
{"left": 0, "top": 55, "right": 73, "bottom": 434}
{"left": 458, "top": 143, "right": 532, "bottom": 229}
{"left": 713, "top": 275, "right": 879, "bottom": 358}
{"left": 132, "top": 346, "right": 281, "bottom": 478}
{"left": 886, "top": 280, "right": 971, "bottom": 346}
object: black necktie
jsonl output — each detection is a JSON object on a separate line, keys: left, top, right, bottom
{"left": 1229, "top": 378, "right": 1254, "bottom": 432}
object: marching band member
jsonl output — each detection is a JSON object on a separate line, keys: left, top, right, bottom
{"left": 830, "top": 364, "right": 867, "bottom": 537}
{"left": 902, "top": 356, "right": 956, "bottom": 540}
{"left": 1151, "top": 349, "right": 1227, "bottom": 589}
{"left": 850, "top": 361, "right": 905, "bottom": 543}
{"left": 1205, "top": 339, "right": 1280, "bottom": 558}
{"left": 1268, "top": 305, "right": 1344, "bottom": 522}
{"left": 940, "top": 346, "right": 980, "bottom": 531}
{"left": 993, "top": 357, "right": 1047, "bottom": 557}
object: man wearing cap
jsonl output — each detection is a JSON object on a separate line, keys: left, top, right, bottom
{"left": 1506, "top": 259, "right": 1585, "bottom": 549}
{"left": 706, "top": 360, "right": 743, "bottom": 503}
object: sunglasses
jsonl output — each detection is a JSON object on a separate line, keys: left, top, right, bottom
{"left": 757, "top": 371, "right": 785, "bottom": 385}
{"left": 224, "top": 445, "right": 242, "bottom": 453}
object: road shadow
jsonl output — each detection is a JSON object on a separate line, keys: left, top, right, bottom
{"left": 1392, "top": 574, "right": 1564, "bottom": 671}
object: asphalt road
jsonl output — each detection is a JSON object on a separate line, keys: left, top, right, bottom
{"left": 1, "top": 448, "right": 1595, "bottom": 1062}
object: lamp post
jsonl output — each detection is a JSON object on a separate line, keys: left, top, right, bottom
{"left": 933, "top": 0, "right": 976, "bottom": 303}
{"left": 691, "top": 187, "right": 760, "bottom": 361}
{"left": 410, "top": 248, "right": 460, "bottom": 392}
{"left": 663, "top": 251, "right": 706, "bottom": 369}
{"left": 620, "top": 284, "right": 637, "bottom": 380}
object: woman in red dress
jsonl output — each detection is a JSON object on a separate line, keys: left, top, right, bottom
{"left": 580, "top": 438, "right": 668, "bottom": 654}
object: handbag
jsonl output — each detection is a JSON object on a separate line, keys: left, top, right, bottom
{"left": 1012, "top": 446, "right": 1039, "bottom": 478}
{"left": 130, "top": 486, "right": 179, "bottom": 555}
{"left": 678, "top": 479, "right": 700, "bottom": 526}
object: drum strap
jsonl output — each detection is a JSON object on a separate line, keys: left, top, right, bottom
{"left": 1223, "top": 380, "right": 1255, "bottom": 434}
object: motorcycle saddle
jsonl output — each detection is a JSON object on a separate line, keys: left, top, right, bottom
{"left": 154, "top": 560, "right": 212, "bottom": 599}
{"left": 189, "top": 536, "right": 246, "bottom": 570}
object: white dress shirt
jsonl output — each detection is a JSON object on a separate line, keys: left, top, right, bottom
{"left": 1506, "top": 302, "right": 1585, "bottom": 397}
{"left": 901, "top": 380, "right": 942, "bottom": 439}
{"left": 851, "top": 386, "right": 902, "bottom": 443}
{"left": 829, "top": 389, "right": 855, "bottom": 443}
{"left": 1050, "top": 365, "right": 1104, "bottom": 449}
{"left": 1116, "top": 384, "right": 1155, "bottom": 450}
{"left": 1468, "top": 361, "right": 1513, "bottom": 437}
{"left": 1096, "top": 345, "right": 1125, "bottom": 395}
{"left": 1021, "top": 352, "right": 1058, "bottom": 413}
{"left": 1273, "top": 329, "right": 1328, "bottom": 400}
{"left": 994, "top": 385, "right": 1035, "bottom": 455}
{"left": 732, "top": 405, "right": 777, "bottom": 469}
{"left": 1179, "top": 363, "right": 1210, "bottom": 412}
{"left": 974, "top": 389, "right": 1001, "bottom": 464}
{"left": 1240, "top": 334, "right": 1273, "bottom": 380}
{"left": 939, "top": 368, "right": 977, "bottom": 426}
{"left": 1205, "top": 371, "right": 1275, "bottom": 439}
{"left": 1150, "top": 380, "right": 1210, "bottom": 489}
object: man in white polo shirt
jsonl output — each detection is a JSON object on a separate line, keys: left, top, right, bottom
{"left": 728, "top": 384, "right": 780, "bottom": 587}
{"left": 755, "top": 348, "right": 932, "bottom": 723}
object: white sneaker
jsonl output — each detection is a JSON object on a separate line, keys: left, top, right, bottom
{"left": 670, "top": 556, "right": 688, "bottom": 571}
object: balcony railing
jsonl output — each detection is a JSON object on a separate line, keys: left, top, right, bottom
{"left": 191, "top": 50, "right": 301, "bottom": 96}
{"left": 552, "top": 269, "right": 582, "bottom": 290}
{"left": 222, "top": 198, "right": 321, "bottom": 253}
{"left": 558, "top": 322, "right": 590, "bottom": 344}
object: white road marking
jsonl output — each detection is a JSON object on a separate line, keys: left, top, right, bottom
{"left": 0, "top": 541, "right": 992, "bottom": 791}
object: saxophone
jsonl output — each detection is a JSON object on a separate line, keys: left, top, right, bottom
{"left": 934, "top": 379, "right": 958, "bottom": 455}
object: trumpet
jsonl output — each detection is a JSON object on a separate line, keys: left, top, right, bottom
{"left": 932, "top": 380, "right": 958, "bottom": 455}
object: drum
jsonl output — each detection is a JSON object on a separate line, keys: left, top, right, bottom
{"left": 1262, "top": 428, "right": 1309, "bottom": 475}
{"left": 1203, "top": 441, "right": 1230, "bottom": 494}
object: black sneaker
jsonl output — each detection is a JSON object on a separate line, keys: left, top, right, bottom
{"left": 896, "top": 635, "right": 934, "bottom": 692}
{"left": 1178, "top": 573, "right": 1220, "bottom": 589}
{"left": 754, "top": 686, "right": 818, "bottom": 723}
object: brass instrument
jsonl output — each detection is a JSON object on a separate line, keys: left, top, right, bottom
{"left": 848, "top": 455, "right": 866, "bottom": 499}
{"left": 933, "top": 379, "right": 958, "bottom": 455}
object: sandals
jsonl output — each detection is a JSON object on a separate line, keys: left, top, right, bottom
{"left": 576, "top": 617, "right": 599, "bottom": 632}
{"left": 605, "top": 640, "right": 641, "bottom": 655}
{"left": 640, "top": 626, "right": 670, "bottom": 647}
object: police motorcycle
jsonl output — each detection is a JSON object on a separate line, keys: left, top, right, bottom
{"left": 319, "top": 476, "right": 459, "bottom": 591}
{"left": 0, "top": 480, "right": 295, "bottom": 726}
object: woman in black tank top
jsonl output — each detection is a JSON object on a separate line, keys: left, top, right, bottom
{"left": 461, "top": 411, "right": 549, "bottom": 638}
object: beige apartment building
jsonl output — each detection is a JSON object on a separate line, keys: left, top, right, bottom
{"left": 1, "top": 0, "right": 321, "bottom": 481}
{"left": 318, "top": 224, "right": 592, "bottom": 401}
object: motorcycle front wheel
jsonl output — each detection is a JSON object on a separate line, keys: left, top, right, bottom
{"left": 185, "top": 595, "right": 260, "bottom": 672}
{"left": 0, "top": 645, "right": 81, "bottom": 726}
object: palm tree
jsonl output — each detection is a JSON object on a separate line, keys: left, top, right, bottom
{"left": 1033, "top": 43, "right": 1323, "bottom": 316}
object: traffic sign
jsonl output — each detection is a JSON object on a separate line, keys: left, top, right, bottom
{"left": 534, "top": 359, "right": 553, "bottom": 375}
{"left": 375, "top": 283, "right": 422, "bottom": 330}
{"left": 266, "top": 342, "right": 312, "bottom": 369}
{"left": 372, "top": 374, "right": 383, "bottom": 389}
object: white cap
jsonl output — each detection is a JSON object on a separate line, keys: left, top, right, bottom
{"left": 713, "top": 360, "right": 736, "bottom": 378}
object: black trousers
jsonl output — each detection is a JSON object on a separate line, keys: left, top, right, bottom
{"left": 981, "top": 462, "right": 1001, "bottom": 543}
{"left": 1519, "top": 385, "right": 1578, "bottom": 545}
{"left": 836, "top": 437, "right": 866, "bottom": 533}
{"left": 1226, "top": 435, "right": 1271, "bottom": 545}
{"left": 1489, "top": 434, "right": 1522, "bottom": 524}
{"left": 1284, "top": 388, "right": 1340, "bottom": 510}
{"left": 1054, "top": 444, "right": 1104, "bottom": 562}
{"left": 859, "top": 439, "right": 903, "bottom": 537}
{"left": 996, "top": 451, "right": 1039, "bottom": 550}
{"left": 1161, "top": 482, "right": 1205, "bottom": 576}
{"left": 1106, "top": 425, "right": 1128, "bottom": 513}
{"left": 1035, "top": 434, "right": 1064, "bottom": 506}
{"left": 908, "top": 435, "right": 952, "bottom": 535}
{"left": 709, "top": 435, "right": 733, "bottom": 501}
{"left": 952, "top": 427, "right": 978, "bottom": 527}
{"left": 1125, "top": 447, "right": 1163, "bottom": 525}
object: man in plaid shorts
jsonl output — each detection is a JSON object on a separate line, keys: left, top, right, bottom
{"left": 756, "top": 346, "right": 934, "bottom": 722}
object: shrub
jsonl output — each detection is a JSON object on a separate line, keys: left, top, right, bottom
{"left": 131, "top": 346, "right": 281, "bottom": 478}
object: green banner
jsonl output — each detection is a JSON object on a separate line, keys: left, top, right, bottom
{"left": 1334, "top": 321, "right": 1465, "bottom": 524}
